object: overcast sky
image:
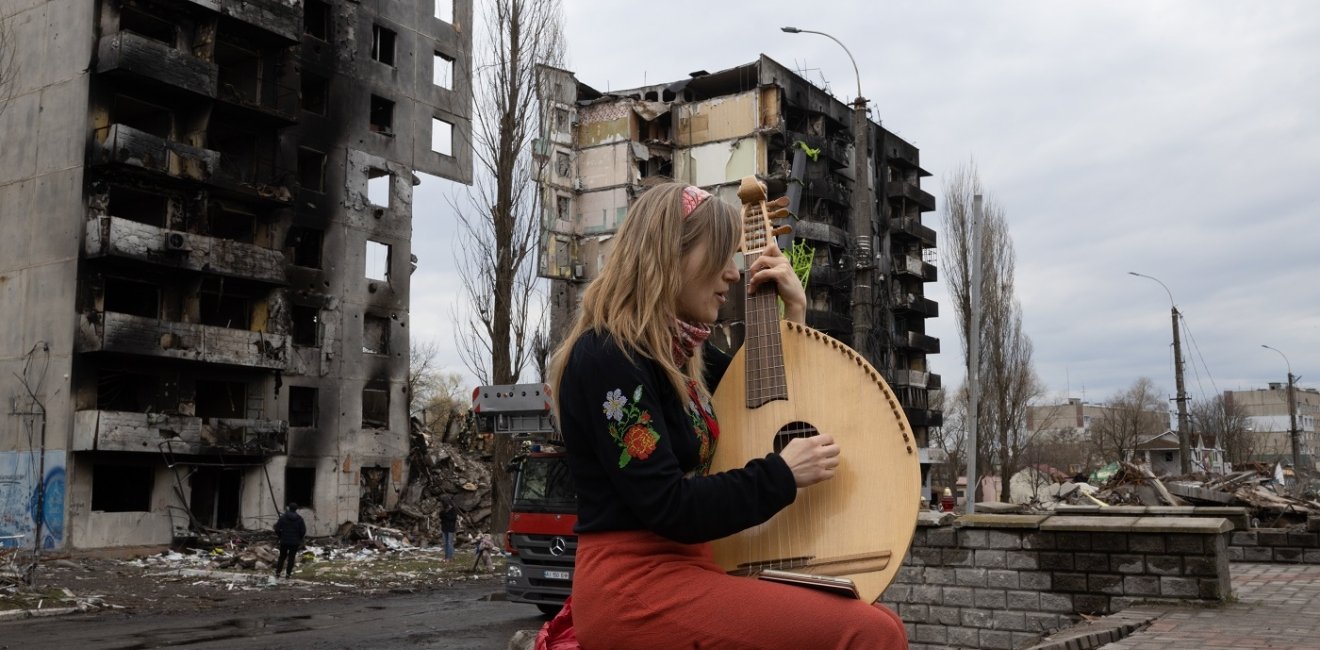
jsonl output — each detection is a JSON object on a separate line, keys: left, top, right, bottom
{"left": 411, "top": 0, "right": 1319, "bottom": 410}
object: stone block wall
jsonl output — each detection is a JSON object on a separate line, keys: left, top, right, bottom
{"left": 1229, "top": 528, "right": 1320, "bottom": 563}
{"left": 879, "top": 514, "right": 1232, "bottom": 650}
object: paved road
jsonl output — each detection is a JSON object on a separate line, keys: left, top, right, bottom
{"left": 0, "top": 583, "right": 546, "bottom": 649}
{"left": 1102, "top": 563, "right": 1320, "bottom": 650}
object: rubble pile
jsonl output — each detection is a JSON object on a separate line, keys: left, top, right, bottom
{"left": 359, "top": 428, "right": 495, "bottom": 545}
{"left": 1053, "top": 462, "right": 1320, "bottom": 527}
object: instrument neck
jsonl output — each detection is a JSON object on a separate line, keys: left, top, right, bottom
{"left": 744, "top": 249, "right": 788, "bottom": 408}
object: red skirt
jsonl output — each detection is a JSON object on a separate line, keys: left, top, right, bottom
{"left": 571, "top": 530, "right": 908, "bottom": 650}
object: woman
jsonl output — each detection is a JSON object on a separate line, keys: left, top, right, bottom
{"left": 546, "top": 183, "right": 907, "bottom": 649}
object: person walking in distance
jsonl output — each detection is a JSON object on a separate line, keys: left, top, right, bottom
{"left": 273, "top": 503, "right": 306, "bottom": 579}
{"left": 440, "top": 500, "right": 459, "bottom": 562}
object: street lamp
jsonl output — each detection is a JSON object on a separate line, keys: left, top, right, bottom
{"left": 781, "top": 26, "right": 874, "bottom": 360}
{"left": 1262, "top": 344, "right": 1301, "bottom": 470}
{"left": 1128, "top": 271, "right": 1191, "bottom": 473}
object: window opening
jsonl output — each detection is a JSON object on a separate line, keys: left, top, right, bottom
{"left": 301, "top": 72, "right": 329, "bottom": 115}
{"left": 298, "top": 148, "right": 326, "bottom": 193}
{"left": 365, "top": 240, "right": 390, "bottom": 281}
{"left": 290, "top": 305, "right": 320, "bottom": 346}
{"left": 107, "top": 185, "right": 168, "bottom": 227}
{"left": 434, "top": 0, "right": 454, "bottom": 23}
{"left": 92, "top": 465, "right": 154, "bottom": 512}
{"left": 369, "top": 95, "right": 395, "bottom": 134}
{"left": 288, "top": 387, "right": 318, "bottom": 427}
{"left": 112, "top": 94, "right": 173, "bottom": 139}
{"left": 433, "top": 52, "right": 454, "bottom": 88}
{"left": 209, "top": 202, "right": 256, "bottom": 243}
{"left": 96, "top": 370, "right": 159, "bottom": 412}
{"left": 371, "top": 25, "right": 396, "bottom": 66}
{"left": 286, "top": 227, "right": 323, "bottom": 269}
{"left": 104, "top": 277, "right": 160, "bottom": 318}
{"left": 216, "top": 39, "right": 261, "bottom": 105}
{"left": 304, "top": 0, "right": 330, "bottom": 41}
{"left": 195, "top": 380, "right": 246, "bottom": 419}
{"left": 363, "top": 314, "right": 390, "bottom": 355}
{"left": 367, "top": 168, "right": 391, "bottom": 207}
{"left": 362, "top": 380, "right": 390, "bottom": 428}
{"left": 121, "top": 5, "right": 176, "bottom": 45}
{"left": 285, "top": 467, "right": 316, "bottom": 509}
{"left": 199, "top": 288, "right": 252, "bottom": 330}
{"left": 190, "top": 467, "right": 240, "bottom": 529}
{"left": 431, "top": 118, "right": 453, "bottom": 156}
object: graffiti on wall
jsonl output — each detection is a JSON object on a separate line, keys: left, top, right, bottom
{"left": 0, "top": 451, "right": 66, "bottom": 549}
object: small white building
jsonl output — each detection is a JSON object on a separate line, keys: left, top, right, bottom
{"left": 1131, "top": 431, "right": 1229, "bottom": 476}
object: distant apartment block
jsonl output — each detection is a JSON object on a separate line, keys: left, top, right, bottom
{"left": 0, "top": 0, "right": 472, "bottom": 549}
{"left": 533, "top": 55, "right": 941, "bottom": 460}
{"left": 1226, "top": 384, "right": 1319, "bottom": 468}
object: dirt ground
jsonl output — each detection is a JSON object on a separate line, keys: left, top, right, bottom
{"left": 0, "top": 540, "right": 508, "bottom": 617}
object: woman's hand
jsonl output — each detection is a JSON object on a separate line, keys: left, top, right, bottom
{"left": 747, "top": 215, "right": 807, "bottom": 323}
{"left": 778, "top": 434, "right": 841, "bottom": 487}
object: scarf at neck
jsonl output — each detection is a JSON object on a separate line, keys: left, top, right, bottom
{"left": 671, "top": 319, "right": 712, "bottom": 366}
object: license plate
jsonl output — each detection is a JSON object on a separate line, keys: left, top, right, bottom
{"left": 544, "top": 570, "right": 570, "bottom": 580}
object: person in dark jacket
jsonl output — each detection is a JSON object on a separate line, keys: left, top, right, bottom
{"left": 273, "top": 503, "right": 306, "bottom": 578}
{"left": 439, "top": 500, "right": 459, "bottom": 562}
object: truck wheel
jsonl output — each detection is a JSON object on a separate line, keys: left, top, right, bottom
{"left": 537, "top": 603, "right": 563, "bottom": 617}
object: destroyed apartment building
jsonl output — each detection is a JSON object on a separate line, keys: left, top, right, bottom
{"left": 0, "top": 0, "right": 472, "bottom": 549}
{"left": 534, "top": 56, "right": 943, "bottom": 473}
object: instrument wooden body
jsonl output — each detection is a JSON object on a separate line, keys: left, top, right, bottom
{"left": 708, "top": 177, "right": 921, "bottom": 604}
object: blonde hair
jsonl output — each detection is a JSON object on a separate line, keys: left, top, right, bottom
{"left": 549, "top": 183, "right": 741, "bottom": 406}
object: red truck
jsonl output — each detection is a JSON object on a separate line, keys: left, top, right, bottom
{"left": 473, "top": 384, "right": 577, "bottom": 615}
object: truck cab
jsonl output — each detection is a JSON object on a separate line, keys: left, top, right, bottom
{"left": 473, "top": 384, "right": 577, "bottom": 615}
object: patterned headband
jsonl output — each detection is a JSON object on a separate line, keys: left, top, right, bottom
{"left": 681, "top": 185, "right": 712, "bottom": 218}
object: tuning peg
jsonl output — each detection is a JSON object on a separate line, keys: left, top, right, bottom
{"left": 771, "top": 225, "right": 793, "bottom": 236}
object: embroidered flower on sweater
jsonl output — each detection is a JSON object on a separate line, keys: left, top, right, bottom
{"left": 603, "top": 385, "right": 659, "bottom": 467}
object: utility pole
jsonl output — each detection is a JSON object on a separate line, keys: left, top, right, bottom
{"left": 1170, "top": 306, "right": 1191, "bottom": 474}
{"left": 1263, "top": 345, "right": 1302, "bottom": 471}
{"left": 1129, "top": 272, "right": 1191, "bottom": 474}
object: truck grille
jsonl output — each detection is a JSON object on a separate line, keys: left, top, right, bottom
{"left": 510, "top": 533, "right": 577, "bottom": 565}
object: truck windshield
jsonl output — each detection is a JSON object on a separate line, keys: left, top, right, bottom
{"left": 513, "top": 455, "right": 577, "bottom": 513}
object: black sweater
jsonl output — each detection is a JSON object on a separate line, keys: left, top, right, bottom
{"left": 559, "top": 330, "right": 797, "bottom": 544}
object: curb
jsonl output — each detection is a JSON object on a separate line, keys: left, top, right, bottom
{"left": 1025, "top": 608, "right": 1165, "bottom": 650}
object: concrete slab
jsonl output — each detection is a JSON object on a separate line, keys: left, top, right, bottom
{"left": 956, "top": 514, "right": 1049, "bottom": 529}
{"left": 1040, "top": 516, "right": 1141, "bottom": 532}
{"left": 1129, "top": 517, "right": 1232, "bottom": 535}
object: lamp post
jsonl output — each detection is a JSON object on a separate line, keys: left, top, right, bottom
{"left": 1262, "top": 344, "right": 1301, "bottom": 470}
{"left": 781, "top": 26, "right": 874, "bottom": 355}
{"left": 1128, "top": 272, "right": 1191, "bottom": 474}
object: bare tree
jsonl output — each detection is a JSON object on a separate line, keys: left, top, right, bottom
{"left": 409, "top": 339, "right": 468, "bottom": 439}
{"left": 928, "top": 388, "right": 964, "bottom": 498}
{"left": 1091, "top": 377, "right": 1168, "bottom": 463}
{"left": 1191, "top": 393, "right": 1252, "bottom": 466}
{"left": 451, "top": 0, "right": 565, "bottom": 537}
{"left": 941, "top": 163, "right": 1044, "bottom": 502}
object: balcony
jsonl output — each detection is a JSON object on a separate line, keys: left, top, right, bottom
{"left": 906, "top": 408, "right": 944, "bottom": 428}
{"left": 805, "top": 308, "right": 851, "bottom": 337}
{"left": 893, "top": 292, "right": 939, "bottom": 318}
{"left": 77, "top": 311, "right": 288, "bottom": 370}
{"left": 74, "top": 409, "right": 287, "bottom": 456}
{"left": 96, "top": 32, "right": 218, "bottom": 98}
{"left": 181, "top": 0, "right": 301, "bottom": 44}
{"left": 84, "top": 216, "right": 287, "bottom": 284}
{"left": 91, "top": 124, "right": 219, "bottom": 183}
{"left": 892, "top": 255, "right": 925, "bottom": 279}
{"left": 889, "top": 369, "right": 930, "bottom": 388}
{"left": 794, "top": 220, "right": 848, "bottom": 249}
{"left": 885, "top": 181, "right": 936, "bottom": 212}
{"left": 898, "top": 330, "right": 940, "bottom": 354}
{"left": 892, "top": 217, "right": 937, "bottom": 247}
{"left": 208, "top": 149, "right": 294, "bottom": 204}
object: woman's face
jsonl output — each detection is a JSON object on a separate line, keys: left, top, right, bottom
{"left": 675, "top": 240, "right": 740, "bottom": 324}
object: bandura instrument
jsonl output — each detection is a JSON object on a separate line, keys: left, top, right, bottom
{"left": 709, "top": 177, "right": 921, "bottom": 604}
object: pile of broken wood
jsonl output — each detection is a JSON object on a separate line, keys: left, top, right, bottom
{"left": 1066, "top": 461, "right": 1320, "bottom": 526}
{"left": 358, "top": 429, "right": 494, "bottom": 547}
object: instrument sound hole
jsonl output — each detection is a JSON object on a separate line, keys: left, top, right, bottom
{"left": 773, "top": 421, "right": 820, "bottom": 454}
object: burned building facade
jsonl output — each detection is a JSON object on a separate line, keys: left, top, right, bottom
{"left": 534, "top": 56, "right": 942, "bottom": 467}
{"left": 0, "top": 0, "right": 471, "bottom": 549}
